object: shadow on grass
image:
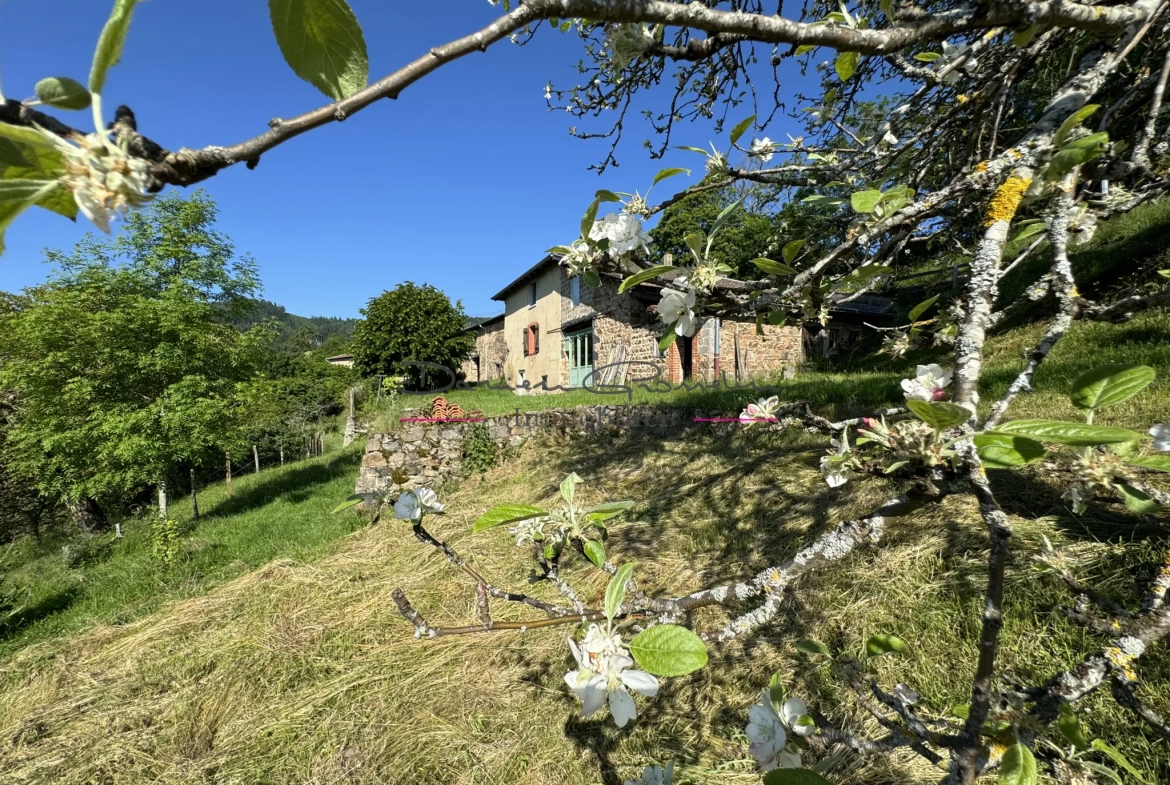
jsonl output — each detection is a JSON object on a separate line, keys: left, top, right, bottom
{"left": 200, "top": 450, "right": 362, "bottom": 520}
{"left": 0, "top": 585, "right": 80, "bottom": 639}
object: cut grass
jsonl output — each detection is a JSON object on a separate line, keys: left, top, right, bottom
{"left": 0, "top": 313, "right": 1167, "bottom": 785}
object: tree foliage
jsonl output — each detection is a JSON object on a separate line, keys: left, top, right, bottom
{"left": 350, "top": 282, "right": 474, "bottom": 386}
{"left": 0, "top": 192, "right": 271, "bottom": 509}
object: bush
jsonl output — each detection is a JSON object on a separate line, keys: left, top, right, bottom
{"left": 461, "top": 424, "right": 499, "bottom": 475}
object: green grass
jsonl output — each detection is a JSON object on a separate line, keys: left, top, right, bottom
{"left": 0, "top": 444, "right": 364, "bottom": 659}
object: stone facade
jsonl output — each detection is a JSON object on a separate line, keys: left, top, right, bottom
{"left": 492, "top": 256, "right": 806, "bottom": 392}
{"left": 461, "top": 316, "right": 507, "bottom": 383}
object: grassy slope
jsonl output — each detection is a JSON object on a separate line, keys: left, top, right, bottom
{"left": 0, "top": 445, "right": 364, "bottom": 659}
{"left": 0, "top": 310, "right": 1167, "bottom": 785}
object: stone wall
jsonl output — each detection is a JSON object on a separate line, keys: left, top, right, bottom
{"left": 356, "top": 404, "right": 713, "bottom": 494}
{"left": 561, "top": 273, "right": 668, "bottom": 386}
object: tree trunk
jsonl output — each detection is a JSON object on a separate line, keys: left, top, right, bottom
{"left": 66, "top": 496, "right": 109, "bottom": 533}
{"left": 225, "top": 455, "right": 232, "bottom": 498}
{"left": 253, "top": 444, "right": 260, "bottom": 474}
{"left": 158, "top": 480, "right": 168, "bottom": 521}
{"left": 190, "top": 468, "right": 200, "bottom": 520}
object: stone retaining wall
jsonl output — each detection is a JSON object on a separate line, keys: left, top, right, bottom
{"left": 356, "top": 404, "right": 713, "bottom": 494}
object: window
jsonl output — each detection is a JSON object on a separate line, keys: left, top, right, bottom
{"left": 652, "top": 331, "right": 666, "bottom": 358}
{"left": 523, "top": 323, "right": 540, "bottom": 356}
{"left": 570, "top": 276, "right": 581, "bottom": 307}
{"left": 528, "top": 281, "right": 538, "bottom": 308}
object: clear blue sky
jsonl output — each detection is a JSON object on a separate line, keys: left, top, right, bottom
{"left": 0, "top": 1, "right": 813, "bottom": 318}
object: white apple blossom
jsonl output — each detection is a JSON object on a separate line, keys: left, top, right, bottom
{"left": 657, "top": 286, "right": 697, "bottom": 337}
{"left": 42, "top": 130, "right": 154, "bottom": 233}
{"left": 1150, "top": 424, "right": 1170, "bottom": 452}
{"left": 393, "top": 488, "right": 444, "bottom": 521}
{"left": 881, "top": 130, "right": 899, "bottom": 146}
{"left": 901, "top": 364, "right": 952, "bottom": 402}
{"left": 745, "top": 689, "right": 810, "bottom": 771}
{"left": 1062, "top": 486, "right": 1087, "bottom": 515}
{"left": 564, "top": 624, "right": 659, "bottom": 727}
{"left": 740, "top": 396, "right": 780, "bottom": 424}
{"left": 624, "top": 761, "right": 674, "bottom": 785}
{"left": 590, "top": 213, "right": 653, "bottom": 257}
{"left": 705, "top": 142, "right": 727, "bottom": 173}
{"left": 939, "top": 41, "right": 979, "bottom": 83}
{"left": 749, "top": 137, "right": 776, "bottom": 162}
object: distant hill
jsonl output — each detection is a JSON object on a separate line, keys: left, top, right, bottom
{"left": 231, "top": 299, "right": 359, "bottom": 352}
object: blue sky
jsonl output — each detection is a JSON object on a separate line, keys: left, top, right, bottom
{"left": 0, "top": 1, "right": 814, "bottom": 318}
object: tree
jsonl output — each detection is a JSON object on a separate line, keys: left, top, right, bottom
{"left": 2, "top": 2, "right": 1170, "bottom": 784}
{"left": 0, "top": 192, "right": 270, "bottom": 525}
{"left": 351, "top": 283, "right": 474, "bottom": 388}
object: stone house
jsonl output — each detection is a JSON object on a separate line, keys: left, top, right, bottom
{"left": 460, "top": 315, "right": 507, "bottom": 383}
{"left": 490, "top": 255, "right": 806, "bottom": 393}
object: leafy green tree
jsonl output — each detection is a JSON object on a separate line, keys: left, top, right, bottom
{"left": 351, "top": 283, "right": 474, "bottom": 387}
{"left": 0, "top": 192, "right": 270, "bottom": 525}
{"left": 649, "top": 179, "right": 781, "bottom": 278}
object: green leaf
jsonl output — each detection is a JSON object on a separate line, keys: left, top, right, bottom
{"left": 473, "top": 504, "right": 546, "bottom": 533}
{"left": 1070, "top": 364, "right": 1156, "bottom": 410}
{"left": 951, "top": 703, "right": 970, "bottom": 719}
{"left": 850, "top": 189, "right": 882, "bottom": 214}
{"left": 801, "top": 194, "right": 847, "bottom": 207}
{"left": 34, "top": 77, "right": 92, "bottom": 111}
{"left": 763, "top": 769, "right": 834, "bottom": 785}
{"left": 560, "top": 472, "right": 580, "bottom": 506}
{"left": 999, "top": 743, "right": 1038, "bottom": 785}
{"left": 1090, "top": 739, "right": 1150, "bottom": 784}
{"left": 581, "top": 197, "right": 601, "bottom": 239}
{"left": 1012, "top": 220, "right": 1048, "bottom": 243}
{"left": 995, "top": 420, "right": 1143, "bottom": 446}
{"left": 585, "top": 501, "right": 634, "bottom": 515}
{"left": 1127, "top": 455, "right": 1170, "bottom": 473}
{"left": 684, "top": 231, "right": 706, "bottom": 262}
{"left": 583, "top": 269, "right": 602, "bottom": 288}
{"left": 658, "top": 330, "right": 677, "bottom": 352}
{"left": 975, "top": 433, "right": 1047, "bottom": 468}
{"left": 583, "top": 538, "right": 607, "bottom": 568}
{"left": 651, "top": 167, "right": 689, "bottom": 187}
{"left": 767, "top": 311, "right": 786, "bottom": 326}
{"left": 1012, "top": 24, "right": 1041, "bottom": 48}
{"left": 330, "top": 494, "right": 366, "bottom": 514}
{"left": 618, "top": 265, "right": 674, "bottom": 294}
{"left": 710, "top": 197, "right": 744, "bottom": 238}
{"left": 795, "top": 44, "right": 815, "bottom": 56}
{"left": 729, "top": 114, "right": 757, "bottom": 147}
{"left": 1054, "top": 104, "right": 1100, "bottom": 148}
{"left": 1118, "top": 483, "right": 1158, "bottom": 514}
{"left": 914, "top": 51, "right": 942, "bottom": 62}
{"left": 1048, "top": 132, "right": 1109, "bottom": 178}
{"left": 268, "top": 0, "right": 369, "bottom": 100}
{"left": 0, "top": 139, "right": 31, "bottom": 168}
{"left": 628, "top": 624, "right": 708, "bottom": 677}
{"left": 835, "top": 50, "right": 859, "bottom": 81}
{"left": 782, "top": 239, "right": 805, "bottom": 265}
{"left": 908, "top": 294, "right": 940, "bottom": 323}
{"left": 1079, "top": 762, "right": 1123, "bottom": 785}
{"left": 677, "top": 146, "right": 710, "bottom": 155}
{"left": 90, "top": 0, "right": 141, "bottom": 94}
{"left": 796, "top": 638, "right": 831, "bottom": 656}
{"left": 595, "top": 189, "right": 623, "bottom": 203}
{"left": 865, "top": 633, "right": 910, "bottom": 657}
{"left": 1057, "top": 703, "right": 1089, "bottom": 751}
{"left": 752, "top": 257, "right": 798, "bottom": 276}
{"left": 0, "top": 180, "right": 61, "bottom": 255}
{"left": 906, "top": 400, "right": 971, "bottom": 430}
{"left": 605, "top": 563, "right": 634, "bottom": 621}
